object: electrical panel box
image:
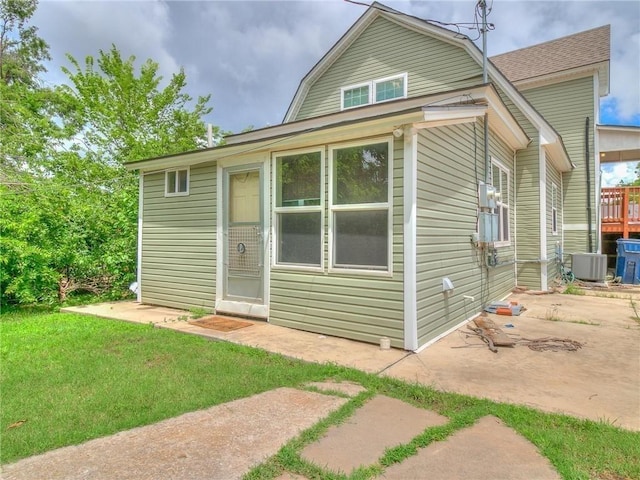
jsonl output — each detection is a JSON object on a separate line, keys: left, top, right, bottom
{"left": 478, "top": 212, "right": 498, "bottom": 243}
{"left": 479, "top": 183, "right": 497, "bottom": 209}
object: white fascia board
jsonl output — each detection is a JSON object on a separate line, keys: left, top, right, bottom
{"left": 423, "top": 105, "right": 487, "bottom": 122}
{"left": 420, "top": 87, "right": 529, "bottom": 150}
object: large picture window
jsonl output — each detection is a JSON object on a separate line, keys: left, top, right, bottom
{"left": 491, "top": 159, "right": 510, "bottom": 246}
{"left": 330, "top": 140, "right": 391, "bottom": 271}
{"left": 273, "top": 150, "right": 323, "bottom": 267}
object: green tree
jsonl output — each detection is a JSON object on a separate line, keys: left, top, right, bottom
{"left": 1, "top": 34, "right": 219, "bottom": 304}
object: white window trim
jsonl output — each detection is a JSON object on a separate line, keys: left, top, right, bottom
{"left": 373, "top": 72, "right": 408, "bottom": 104}
{"left": 551, "top": 183, "right": 558, "bottom": 236}
{"left": 340, "top": 73, "right": 408, "bottom": 111}
{"left": 340, "top": 81, "right": 372, "bottom": 111}
{"left": 491, "top": 158, "right": 511, "bottom": 247}
{"left": 164, "top": 167, "right": 189, "bottom": 197}
{"left": 271, "top": 147, "right": 325, "bottom": 271}
{"left": 328, "top": 137, "right": 393, "bottom": 276}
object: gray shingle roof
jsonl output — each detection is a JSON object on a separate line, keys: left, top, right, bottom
{"left": 490, "top": 25, "right": 610, "bottom": 82}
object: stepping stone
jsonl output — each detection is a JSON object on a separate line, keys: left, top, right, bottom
{"left": 305, "top": 380, "right": 366, "bottom": 397}
{"left": 301, "top": 395, "right": 447, "bottom": 475}
{"left": 378, "top": 415, "right": 560, "bottom": 480}
{"left": 2, "top": 388, "right": 347, "bottom": 480}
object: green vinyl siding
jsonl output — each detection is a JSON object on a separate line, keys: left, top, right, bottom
{"left": 269, "top": 139, "right": 405, "bottom": 348}
{"left": 294, "top": 16, "right": 482, "bottom": 121}
{"left": 416, "top": 122, "right": 516, "bottom": 345}
{"left": 491, "top": 86, "right": 544, "bottom": 289}
{"left": 141, "top": 164, "right": 216, "bottom": 310}
{"left": 522, "top": 76, "right": 596, "bottom": 255}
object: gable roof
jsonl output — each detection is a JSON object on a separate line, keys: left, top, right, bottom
{"left": 490, "top": 25, "right": 610, "bottom": 94}
{"left": 126, "top": 83, "right": 530, "bottom": 173}
{"left": 283, "top": 2, "right": 573, "bottom": 172}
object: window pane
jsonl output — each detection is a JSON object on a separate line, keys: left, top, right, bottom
{"left": 178, "top": 169, "right": 188, "bottom": 192}
{"left": 334, "top": 143, "right": 388, "bottom": 204}
{"left": 278, "top": 212, "right": 321, "bottom": 265}
{"left": 276, "top": 152, "right": 321, "bottom": 207}
{"left": 500, "top": 170, "right": 508, "bottom": 203}
{"left": 501, "top": 207, "right": 509, "bottom": 241}
{"left": 375, "top": 77, "right": 404, "bottom": 102}
{"left": 343, "top": 85, "right": 369, "bottom": 109}
{"left": 334, "top": 210, "right": 388, "bottom": 269}
{"left": 167, "top": 171, "right": 177, "bottom": 193}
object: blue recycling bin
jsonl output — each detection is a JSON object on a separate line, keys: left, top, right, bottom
{"left": 615, "top": 239, "right": 640, "bottom": 284}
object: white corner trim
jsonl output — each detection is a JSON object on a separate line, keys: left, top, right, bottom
{"left": 215, "top": 163, "right": 224, "bottom": 307}
{"left": 403, "top": 128, "right": 418, "bottom": 351}
{"left": 136, "top": 173, "right": 143, "bottom": 303}
{"left": 539, "top": 138, "right": 548, "bottom": 291}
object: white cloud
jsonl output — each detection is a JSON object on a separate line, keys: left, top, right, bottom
{"left": 31, "top": 0, "right": 639, "bottom": 133}
{"left": 34, "top": 1, "right": 179, "bottom": 87}
{"left": 601, "top": 161, "right": 638, "bottom": 186}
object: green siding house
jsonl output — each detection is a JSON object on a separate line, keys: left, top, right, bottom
{"left": 126, "top": 3, "right": 610, "bottom": 350}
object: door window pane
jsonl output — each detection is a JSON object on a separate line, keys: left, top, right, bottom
{"left": 334, "top": 210, "right": 388, "bottom": 269}
{"left": 277, "top": 212, "right": 322, "bottom": 265}
{"left": 334, "top": 143, "right": 388, "bottom": 204}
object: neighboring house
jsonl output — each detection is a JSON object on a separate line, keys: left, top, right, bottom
{"left": 126, "top": 3, "right": 612, "bottom": 350}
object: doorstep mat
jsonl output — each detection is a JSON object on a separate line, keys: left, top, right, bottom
{"left": 189, "top": 315, "right": 254, "bottom": 332}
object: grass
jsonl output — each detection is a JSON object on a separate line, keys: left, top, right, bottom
{"left": 2, "top": 310, "right": 639, "bottom": 480}
{"left": 563, "top": 283, "right": 586, "bottom": 296}
{"left": 544, "top": 306, "right": 599, "bottom": 326}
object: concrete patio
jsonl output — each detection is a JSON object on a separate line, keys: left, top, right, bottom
{"left": 62, "top": 289, "right": 640, "bottom": 431}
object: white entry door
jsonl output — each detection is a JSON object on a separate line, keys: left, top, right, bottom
{"left": 223, "top": 167, "right": 263, "bottom": 302}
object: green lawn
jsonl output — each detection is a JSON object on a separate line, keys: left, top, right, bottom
{"left": 1, "top": 310, "right": 638, "bottom": 480}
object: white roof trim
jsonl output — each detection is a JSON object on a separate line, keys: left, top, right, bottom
{"left": 128, "top": 85, "right": 530, "bottom": 172}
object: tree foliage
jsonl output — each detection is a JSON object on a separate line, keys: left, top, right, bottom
{"left": 1, "top": 1, "right": 218, "bottom": 305}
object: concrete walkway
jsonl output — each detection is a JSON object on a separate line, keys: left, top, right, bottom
{"left": 2, "top": 382, "right": 561, "bottom": 480}
{"left": 62, "top": 292, "right": 640, "bottom": 431}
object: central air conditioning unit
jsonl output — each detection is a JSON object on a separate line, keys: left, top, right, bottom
{"left": 571, "top": 253, "right": 607, "bottom": 282}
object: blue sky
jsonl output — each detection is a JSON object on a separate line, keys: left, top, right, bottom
{"left": 32, "top": 1, "right": 639, "bottom": 181}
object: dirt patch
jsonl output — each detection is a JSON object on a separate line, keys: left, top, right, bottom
{"left": 189, "top": 315, "right": 254, "bottom": 332}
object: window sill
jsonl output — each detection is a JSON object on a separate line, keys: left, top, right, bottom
{"left": 328, "top": 267, "right": 393, "bottom": 278}
{"left": 164, "top": 192, "right": 189, "bottom": 198}
{"left": 272, "top": 264, "right": 324, "bottom": 273}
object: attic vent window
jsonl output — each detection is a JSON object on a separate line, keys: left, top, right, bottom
{"left": 341, "top": 73, "right": 407, "bottom": 110}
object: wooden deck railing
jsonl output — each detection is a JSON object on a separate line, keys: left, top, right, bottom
{"left": 601, "top": 186, "right": 640, "bottom": 237}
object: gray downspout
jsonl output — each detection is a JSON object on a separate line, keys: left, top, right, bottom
{"left": 585, "top": 117, "right": 593, "bottom": 253}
